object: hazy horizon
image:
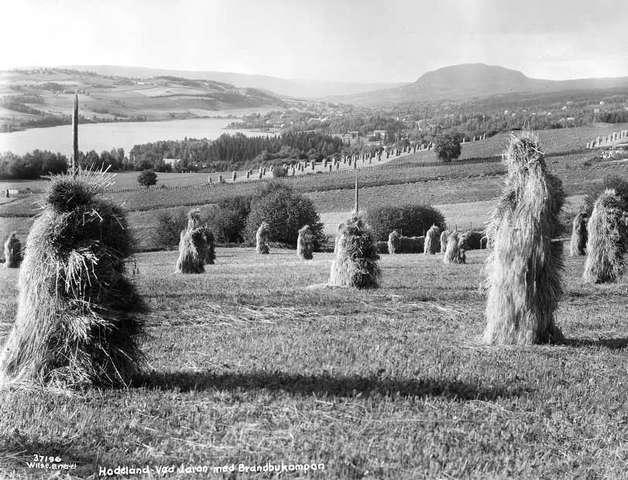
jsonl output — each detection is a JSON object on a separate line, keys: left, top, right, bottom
{"left": 3, "top": 0, "right": 627, "bottom": 84}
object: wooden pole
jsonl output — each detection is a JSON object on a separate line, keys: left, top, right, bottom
{"left": 353, "top": 169, "right": 359, "bottom": 214}
{"left": 72, "top": 93, "right": 79, "bottom": 177}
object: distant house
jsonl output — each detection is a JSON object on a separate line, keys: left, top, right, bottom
{"left": 163, "top": 158, "right": 181, "bottom": 169}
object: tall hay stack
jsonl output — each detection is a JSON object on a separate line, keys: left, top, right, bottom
{"left": 0, "top": 172, "right": 145, "bottom": 388}
{"left": 175, "top": 209, "right": 208, "bottom": 274}
{"left": 569, "top": 211, "right": 588, "bottom": 257}
{"left": 439, "top": 230, "right": 449, "bottom": 253}
{"left": 3, "top": 232, "right": 22, "bottom": 268}
{"left": 388, "top": 230, "right": 401, "bottom": 254}
{"left": 582, "top": 189, "right": 626, "bottom": 283}
{"left": 443, "top": 232, "right": 465, "bottom": 264}
{"left": 483, "top": 132, "right": 565, "bottom": 345}
{"left": 256, "top": 222, "right": 270, "bottom": 254}
{"left": 296, "top": 225, "right": 314, "bottom": 260}
{"left": 423, "top": 225, "right": 440, "bottom": 254}
{"left": 328, "top": 215, "right": 380, "bottom": 288}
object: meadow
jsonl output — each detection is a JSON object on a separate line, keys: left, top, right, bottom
{"left": 0, "top": 247, "right": 625, "bottom": 479}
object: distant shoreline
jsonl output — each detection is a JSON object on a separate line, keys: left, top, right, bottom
{"left": 0, "top": 111, "right": 267, "bottom": 134}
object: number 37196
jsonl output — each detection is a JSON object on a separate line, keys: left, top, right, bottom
{"left": 33, "top": 455, "right": 61, "bottom": 463}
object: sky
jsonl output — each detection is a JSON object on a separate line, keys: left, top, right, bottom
{"left": 2, "top": 0, "right": 627, "bottom": 83}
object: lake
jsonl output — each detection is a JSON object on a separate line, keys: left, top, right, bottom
{"left": 0, "top": 116, "right": 278, "bottom": 155}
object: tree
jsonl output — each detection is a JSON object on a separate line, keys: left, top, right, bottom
{"left": 137, "top": 169, "right": 157, "bottom": 189}
{"left": 244, "top": 182, "right": 324, "bottom": 248}
{"left": 434, "top": 133, "right": 462, "bottom": 162}
{"left": 366, "top": 204, "right": 446, "bottom": 241}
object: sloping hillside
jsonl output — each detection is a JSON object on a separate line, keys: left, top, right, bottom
{"left": 0, "top": 68, "right": 286, "bottom": 131}
{"left": 61, "top": 65, "right": 406, "bottom": 99}
{"left": 335, "top": 63, "right": 628, "bottom": 105}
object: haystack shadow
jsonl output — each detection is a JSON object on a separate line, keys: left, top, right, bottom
{"left": 136, "top": 370, "right": 527, "bottom": 401}
{"left": 559, "top": 337, "right": 628, "bottom": 350}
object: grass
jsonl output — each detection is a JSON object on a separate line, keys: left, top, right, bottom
{"left": 0, "top": 247, "right": 626, "bottom": 479}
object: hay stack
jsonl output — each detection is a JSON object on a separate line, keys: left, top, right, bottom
{"left": 296, "top": 225, "right": 314, "bottom": 260}
{"left": 328, "top": 214, "right": 380, "bottom": 288}
{"left": 439, "top": 230, "right": 449, "bottom": 253}
{"left": 0, "top": 172, "right": 145, "bottom": 387}
{"left": 569, "top": 211, "right": 588, "bottom": 257}
{"left": 582, "top": 189, "right": 626, "bottom": 283}
{"left": 387, "top": 230, "right": 401, "bottom": 254}
{"left": 3, "top": 232, "right": 22, "bottom": 268}
{"left": 175, "top": 209, "right": 208, "bottom": 274}
{"left": 443, "top": 232, "right": 465, "bottom": 264}
{"left": 256, "top": 222, "right": 270, "bottom": 254}
{"left": 423, "top": 225, "right": 440, "bottom": 254}
{"left": 483, "top": 132, "right": 564, "bottom": 345}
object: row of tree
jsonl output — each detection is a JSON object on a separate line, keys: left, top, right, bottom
{"left": 130, "top": 132, "right": 345, "bottom": 172}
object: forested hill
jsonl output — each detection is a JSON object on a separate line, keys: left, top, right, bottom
{"left": 0, "top": 68, "right": 287, "bottom": 132}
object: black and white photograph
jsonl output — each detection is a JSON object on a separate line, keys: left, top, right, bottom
{"left": 0, "top": 0, "right": 626, "bottom": 478}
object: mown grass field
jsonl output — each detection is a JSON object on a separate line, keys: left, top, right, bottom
{"left": 0, "top": 247, "right": 626, "bottom": 479}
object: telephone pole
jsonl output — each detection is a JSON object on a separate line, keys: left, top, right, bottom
{"left": 71, "top": 93, "right": 79, "bottom": 177}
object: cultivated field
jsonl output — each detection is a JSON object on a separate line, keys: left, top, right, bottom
{"left": 0, "top": 247, "right": 625, "bottom": 479}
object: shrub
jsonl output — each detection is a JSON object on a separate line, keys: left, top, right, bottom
{"left": 388, "top": 230, "right": 424, "bottom": 254}
{"left": 272, "top": 165, "right": 288, "bottom": 178}
{"left": 434, "top": 133, "right": 462, "bottom": 162}
{"left": 244, "top": 182, "right": 324, "bottom": 248}
{"left": 366, "top": 204, "right": 445, "bottom": 241}
{"left": 155, "top": 207, "right": 188, "bottom": 249}
{"left": 459, "top": 230, "right": 485, "bottom": 250}
{"left": 137, "top": 169, "right": 157, "bottom": 188}
{"left": 209, "top": 195, "right": 252, "bottom": 243}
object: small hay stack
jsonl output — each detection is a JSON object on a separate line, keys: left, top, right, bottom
{"left": 439, "top": 230, "right": 449, "bottom": 253}
{"left": 328, "top": 214, "right": 380, "bottom": 288}
{"left": 0, "top": 171, "right": 145, "bottom": 388}
{"left": 483, "top": 132, "right": 565, "bottom": 345}
{"left": 423, "top": 224, "right": 440, "bottom": 254}
{"left": 443, "top": 232, "right": 465, "bottom": 264}
{"left": 256, "top": 222, "right": 270, "bottom": 254}
{"left": 3, "top": 232, "right": 22, "bottom": 268}
{"left": 175, "top": 209, "right": 208, "bottom": 274}
{"left": 387, "top": 230, "right": 401, "bottom": 254}
{"left": 569, "top": 210, "right": 588, "bottom": 257}
{"left": 296, "top": 224, "right": 314, "bottom": 260}
{"left": 582, "top": 189, "right": 626, "bottom": 283}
